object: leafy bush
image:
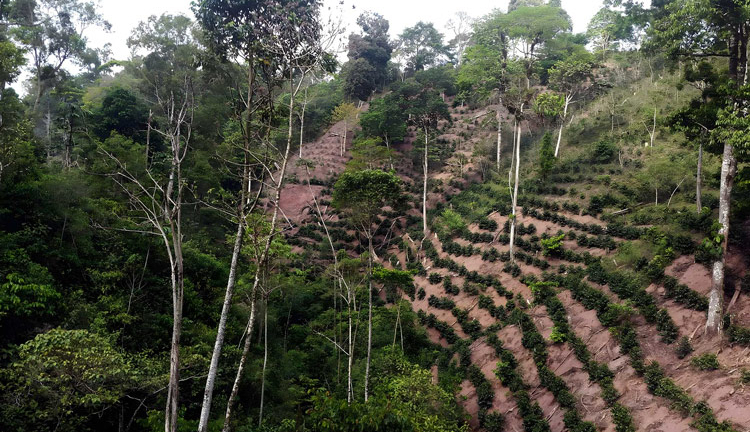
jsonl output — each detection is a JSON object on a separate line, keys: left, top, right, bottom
{"left": 428, "top": 272, "right": 443, "bottom": 284}
{"left": 690, "top": 353, "right": 720, "bottom": 371}
{"left": 591, "top": 140, "right": 618, "bottom": 164}
{"left": 675, "top": 336, "right": 693, "bottom": 359}
{"left": 541, "top": 233, "right": 565, "bottom": 256}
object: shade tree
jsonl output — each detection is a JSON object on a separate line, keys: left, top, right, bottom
{"left": 649, "top": 0, "right": 750, "bottom": 336}
{"left": 396, "top": 22, "right": 448, "bottom": 76}
{"left": 548, "top": 53, "right": 596, "bottom": 156}
{"left": 332, "top": 169, "right": 403, "bottom": 402}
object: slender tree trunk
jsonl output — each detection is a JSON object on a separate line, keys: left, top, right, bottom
{"left": 385, "top": 135, "right": 394, "bottom": 171}
{"left": 198, "top": 60, "right": 257, "bottom": 432}
{"left": 651, "top": 108, "right": 657, "bottom": 147}
{"left": 146, "top": 110, "right": 153, "bottom": 166}
{"left": 258, "top": 297, "right": 268, "bottom": 426}
{"left": 222, "top": 290, "right": 257, "bottom": 432}
{"left": 347, "top": 293, "right": 354, "bottom": 403}
{"left": 555, "top": 94, "right": 571, "bottom": 158}
{"left": 341, "top": 120, "right": 347, "bottom": 157}
{"left": 165, "top": 233, "right": 185, "bottom": 432}
{"left": 197, "top": 221, "right": 244, "bottom": 432}
{"left": 509, "top": 120, "right": 521, "bottom": 262}
{"left": 223, "top": 68, "right": 299, "bottom": 432}
{"left": 696, "top": 142, "right": 703, "bottom": 213}
{"left": 364, "top": 234, "right": 373, "bottom": 402}
{"left": 423, "top": 128, "right": 428, "bottom": 234}
{"left": 496, "top": 104, "right": 502, "bottom": 170}
{"left": 299, "top": 87, "right": 307, "bottom": 158}
{"left": 165, "top": 129, "right": 186, "bottom": 432}
{"left": 706, "top": 143, "right": 737, "bottom": 335}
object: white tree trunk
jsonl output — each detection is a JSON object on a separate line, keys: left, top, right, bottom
{"left": 706, "top": 142, "right": 737, "bottom": 335}
{"left": 347, "top": 293, "right": 354, "bottom": 403}
{"left": 555, "top": 94, "right": 571, "bottom": 158}
{"left": 222, "top": 290, "right": 257, "bottom": 432}
{"left": 299, "top": 88, "right": 307, "bottom": 158}
{"left": 223, "top": 68, "right": 299, "bottom": 431}
{"left": 509, "top": 121, "right": 521, "bottom": 262}
{"left": 423, "top": 128, "right": 429, "bottom": 235}
{"left": 364, "top": 235, "right": 373, "bottom": 402}
{"left": 197, "top": 222, "right": 244, "bottom": 432}
{"left": 496, "top": 105, "right": 502, "bottom": 170}
{"left": 696, "top": 142, "right": 703, "bottom": 213}
{"left": 258, "top": 298, "right": 268, "bottom": 426}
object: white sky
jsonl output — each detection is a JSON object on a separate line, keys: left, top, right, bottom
{"left": 13, "top": 0, "right": 606, "bottom": 92}
{"left": 91, "top": 0, "right": 605, "bottom": 61}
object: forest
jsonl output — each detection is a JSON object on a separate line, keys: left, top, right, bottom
{"left": 0, "top": 0, "right": 749, "bottom": 431}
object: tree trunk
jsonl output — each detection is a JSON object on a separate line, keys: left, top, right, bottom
{"left": 364, "top": 234, "right": 373, "bottom": 402}
{"left": 197, "top": 221, "right": 244, "bottom": 432}
{"left": 165, "top": 229, "right": 185, "bottom": 432}
{"left": 341, "top": 120, "right": 347, "bottom": 157}
{"left": 258, "top": 297, "right": 268, "bottom": 426}
{"left": 347, "top": 291, "right": 354, "bottom": 403}
{"left": 509, "top": 120, "right": 521, "bottom": 262}
{"left": 496, "top": 105, "right": 502, "bottom": 171}
{"left": 221, "top": 290, "right": 257, "bottom": 432}
{"left": 299, "top": 87, "right": 307, "bottom": 158}
{"left": 706, "top": 143, "right": 737, "bottom": 335}
{"left": 198, "top": 59, "right": 257, "bottom": 432}
{"left": 223, "top": 67, "right": 298, "bottom": 431}
{"left": 422, "top": 128, "right": 428, "bottom": 235}
{"left": 555, "top": 94, "right": 571, "bottom": 158}
{"left": 696, "top": 142, "right": 703, "bottom": 213}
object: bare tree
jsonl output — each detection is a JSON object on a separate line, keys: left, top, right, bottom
{"left": 446, "top": 11, "right": 473, "bottom": 66}
{"left": 100, "top": 75, "right": 194, "bottom": 432}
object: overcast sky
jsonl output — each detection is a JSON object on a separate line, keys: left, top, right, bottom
{"left": 90, "top": 0, "right": 606, "bottom": 61}
{"left": 12, "top": 0, "right": 607, "bottom": 93}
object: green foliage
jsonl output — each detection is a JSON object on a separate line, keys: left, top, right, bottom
{"left": 438, "top": 209, "right": 467, "bottom": 236}
{"left": 538, "top": 132, "right": 556, "bottom": 180}
{"left": 675, "top": 336, "right": 694, "bottom": 359}
{"left": 534, "top": 92, "right": 564, "bottom": 120}
{"left": 541, "top": 233, "right": 565, "bottom": 256}
{"left": 0, "top": 273, "right": 59, "bottom": 321}
{"left": 332, "top": 169, "right": 402, "bottom": 232}
{"left": 690, "top": 353, "right": 720, "bottom": 371}
{"left": 591, "top": 139, "right": 618, "bottom": 164}
{"left": 359, "top": 95, "right": 408, "bottom": 145}
{"left": 398, "top": 22, "right": 447, "bottom": 74}
{"left": 2, "top": 329, "right": 143, "bottom": 431}
{"left": 549, "top": 325, "right": 567, "bottom": 343}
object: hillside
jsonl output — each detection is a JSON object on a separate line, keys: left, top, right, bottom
{"left": 285, "top": 66, "right": 750, "bottom": 431}
{"left": 2, "top": 1, "right": 750, "bottom": 432}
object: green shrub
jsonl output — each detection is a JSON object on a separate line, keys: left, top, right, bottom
{"left": 549, "top": 326, "right": 567, "bottom": 343}
{"left": 690, "top": 353, "right": 720, "bottom": 371}
{"left": 591, "top": 140, "right": 618, "bottom": 164}
{"left": 675, "top": 336, "right": 693, "bottom": 359}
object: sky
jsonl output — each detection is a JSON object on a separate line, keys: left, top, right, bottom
{"left": 13, "top": 0, "right": 606, "bottom": 92}
{"left": 91, "top": 0, "right": 606, "bottom": 62}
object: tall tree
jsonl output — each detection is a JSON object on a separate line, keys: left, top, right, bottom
{"left": 459, "top": 9, "right": 510, "bottom": 169}
{"left": 650, "top": 0, "right": 750, "bottom": 336}
{"left": 344, "top": 11, "right": 392, "bottom": 101}
{"left": 548, "top": 53, "right": 595, "bottom": 157}
{"left": 445, "top": 11, "right": 473, "bottom": 66}
{"left": 397, "top": 22, "right": 447, "bottom": 75}
{"left": 498, "top": 5, "right": 571, "bottom": 88}
{"left": 408, "top": 88, "right": 450, "bottom": 234}
{"left": 332, "top": 169, "right": 402, "bottom": 403}
{"left": 193, "top": 1, "right": 326, "bottom": 430}
{"left": 9, "top": 0, "right": 110, "bottom": 111}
